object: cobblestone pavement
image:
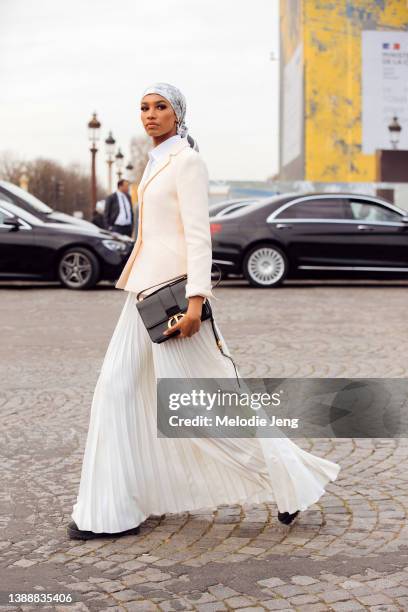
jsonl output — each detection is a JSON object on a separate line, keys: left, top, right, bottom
{"left": 1, "top": 280, "right": 408, "bottom": 612}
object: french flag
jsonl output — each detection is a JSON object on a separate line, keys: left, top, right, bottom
{"left": 383, "top": 42, "right": 400, "bottom": 50}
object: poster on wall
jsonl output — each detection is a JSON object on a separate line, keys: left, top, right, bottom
{"left": 362, "top": 31, "right": 408, "bottom": 154}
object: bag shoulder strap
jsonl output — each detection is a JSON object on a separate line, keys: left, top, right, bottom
{"left": 136, "top": 263, "right": 223, "bottom": 301}
{"left": 137, "top": 273, "right": 187, "bottom": 301}
{"left": 209, "top": 309, "right": 241, "bottom": 388}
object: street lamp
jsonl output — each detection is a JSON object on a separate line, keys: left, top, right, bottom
{"left": 105, "top": 131, "right": 116, "bottom": 193}
{"left": 115, "top": 148, "right": 124, "bottom": 181}
{"left": 126, "top": 161, "right": 134, "bottom": 178}
{"left": 87, "top": 112, "right": 101, "bottom": 219}
{"left": 388, "top": 116, "right": 402, "bottom": 150}
{"left": 19, "top": 164, "right": 29, "bottom": 191}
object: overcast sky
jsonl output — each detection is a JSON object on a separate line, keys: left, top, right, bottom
{"left": 0, "top": 1, "right": 279, "bottom": 187}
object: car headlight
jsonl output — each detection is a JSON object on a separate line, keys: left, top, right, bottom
{"left": 101, "top": 239, "right": 127, "bottom": 251}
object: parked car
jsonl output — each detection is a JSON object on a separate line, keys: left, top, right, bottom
{"left": 0, "top": 199, "right": 134, "bottom": 289}
{"left": 0, "top": 180, "right": 97, "bottom": 230}
{"left": 209, "top": 198, "right": 260, "bottom": 218}
{"left": 210, "top": 192, "right": 408, "bottom": 288}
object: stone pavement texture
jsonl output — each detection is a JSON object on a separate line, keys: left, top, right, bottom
{"left": 1, "top": 279, "right": 408, "bottom": 612}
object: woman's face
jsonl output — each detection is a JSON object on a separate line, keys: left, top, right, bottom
{"left": 140, "top": 94, "right": 177, "bottom": 139}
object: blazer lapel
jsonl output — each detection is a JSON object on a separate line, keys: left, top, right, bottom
{"left": 138, "top": 138, "right": 189, "bottom": 200}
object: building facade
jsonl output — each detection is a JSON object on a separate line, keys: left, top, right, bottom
{"left": 279, "top": 0, "right": 408, "bottom": 182}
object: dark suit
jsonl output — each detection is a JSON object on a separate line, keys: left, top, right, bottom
{"left": 104, "top": 191, "right": 134, "bottom": 236}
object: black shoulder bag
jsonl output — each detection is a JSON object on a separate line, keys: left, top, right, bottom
{"left": 135, "top": 264, "right": 241, "bottom": 387}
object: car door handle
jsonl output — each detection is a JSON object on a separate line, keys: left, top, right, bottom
{"left": 276, "top": 223, "right": 292, "bottom": 229}
{"left": 357, "top": 224, "right": 374, "bottom": 231}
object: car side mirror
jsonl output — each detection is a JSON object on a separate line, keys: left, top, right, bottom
{"left": 3, "top": 216, "right": 22, "bottom": 228}
{"left": 401, "top": 216, "right": 408, "bottom": 224}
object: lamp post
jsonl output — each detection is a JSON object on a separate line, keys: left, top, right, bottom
{"left": 87, "top": 112, "right": 101, "bottom": 219}
{"left": 388, "top": 116, "right": 402, "bottom": 150}
{"left": 125, "top": 161, "right": 134, "bottom": 179}
{"left": 19, "top": 165, "right": 29, "bottom": 191}
{"left": 115, "top": 148, "right": 124, "bottom": 181}
{"left": 105, "top": 131, "right": 116, "bottom": 193}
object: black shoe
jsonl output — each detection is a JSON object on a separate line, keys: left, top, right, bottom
{"left": 67, "top": 520, "right": 140, "bottom": 540}
{"left": 278, "top": 510, "right": 300, "bottom": 525}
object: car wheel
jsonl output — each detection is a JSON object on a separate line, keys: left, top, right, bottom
{"left": 243, "top": 244, "right": 288, "bottom": 288}
{"left": 58, "top": 247, "right": 100, "bottom": 289}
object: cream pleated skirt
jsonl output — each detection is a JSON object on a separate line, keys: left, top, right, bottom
{"left": 71, "top": 291, "right": 341, "bottom": 533}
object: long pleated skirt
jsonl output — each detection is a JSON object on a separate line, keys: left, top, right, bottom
{"left": 71, "top": 291, "right": 341, "bottom": 533}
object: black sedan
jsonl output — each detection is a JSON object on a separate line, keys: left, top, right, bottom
{"left": 210, "top": 192, "right": 408, "bottom": 287}
{"left": 0, "top": 199, "right": 133, "bottom": 289}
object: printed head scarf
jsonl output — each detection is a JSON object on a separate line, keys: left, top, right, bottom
{"left": 142, "top": 82, "right": 199, "bottom": 152}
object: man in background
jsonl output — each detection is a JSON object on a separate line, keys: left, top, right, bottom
{"left": 104, "top": 179, "right": 134, "bottom": 237}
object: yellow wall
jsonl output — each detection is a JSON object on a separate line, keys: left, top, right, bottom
{"left": 303, "top": 0, "right": 408, "bottom": 182}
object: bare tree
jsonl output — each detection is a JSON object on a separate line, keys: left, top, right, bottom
{"left": 128, "top": 135, "right": 151, "bottom": 186}
{"left": 0, "top": 151, "right": 28, "bottom": 185}
{"left": 0, "top": 152, "right": 104, "bottom": 219}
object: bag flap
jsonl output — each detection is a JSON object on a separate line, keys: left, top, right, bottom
{"left": 137, "top": 283, "right": 188, "bottom": 329}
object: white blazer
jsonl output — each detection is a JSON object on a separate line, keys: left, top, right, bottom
{"left": 115, "top": 137, "right": 216, "bottom": 300}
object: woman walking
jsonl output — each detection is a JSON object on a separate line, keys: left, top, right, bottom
{"left": 68, "top": 83, "right": 340, "bottom": 539}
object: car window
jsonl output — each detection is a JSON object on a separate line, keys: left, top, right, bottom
{"left": 348, "top": 200, "right": 401, "bottom": 223}
{"left": 0, "top": 207, "right": 12, "bottom": 224}
{"left": 0, "top": 190, "right": 14, "bottom": 205}
{"left": 276, "top": 198, "right": 347, "bottom": 220}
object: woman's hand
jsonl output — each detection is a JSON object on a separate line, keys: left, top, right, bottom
{"left": 163, "top": 296, "right": 204, "bottom": 339}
